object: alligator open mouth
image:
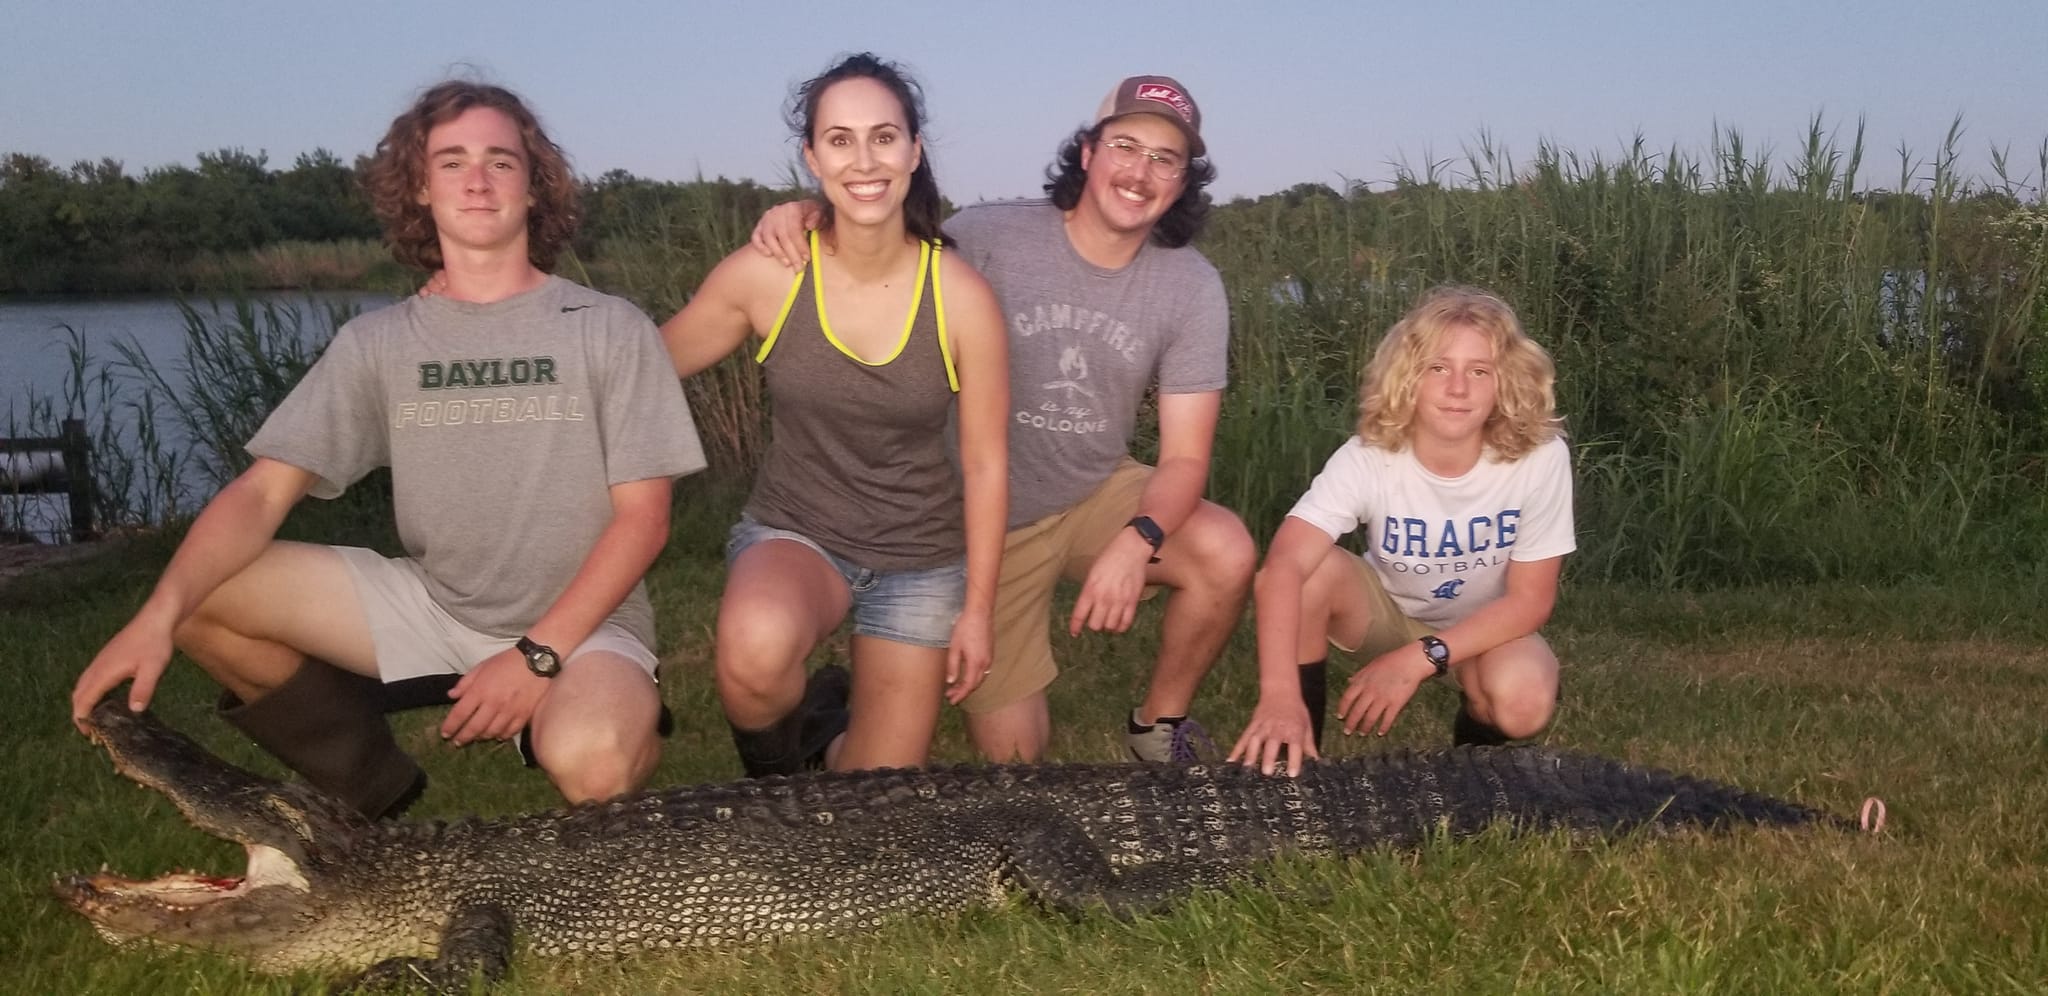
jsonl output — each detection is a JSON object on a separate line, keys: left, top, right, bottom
{"left": 59, "top": 841, "right": 308, "bottom": 913}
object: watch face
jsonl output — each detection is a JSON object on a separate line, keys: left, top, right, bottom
{"left": 1422, "top": 637, "right": 1450, "bottom": 666}
{"left": 520, "top": 640, "right": 561, "bottom": 677}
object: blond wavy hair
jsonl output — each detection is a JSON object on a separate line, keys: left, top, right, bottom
{"left": 1357, "top": 286, "right": 1562, "bottom": 459}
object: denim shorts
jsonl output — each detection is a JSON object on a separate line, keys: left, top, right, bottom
{"left": 725, "top": 515, "right": 965, "bottom": 649}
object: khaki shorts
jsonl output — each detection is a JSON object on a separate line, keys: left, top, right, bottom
{"left": 966, "top": 458, "right": 1158, "bottom": 713}
{"left": 333, "top": 546, "right": 659, "bottom": 682}
{"left": 1328, "top": 548, "right": 1455, "bottom": 685}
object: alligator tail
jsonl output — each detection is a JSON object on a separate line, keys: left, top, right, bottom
{"left": 1303, "top": 746, "right": 1862, "bottom": 853}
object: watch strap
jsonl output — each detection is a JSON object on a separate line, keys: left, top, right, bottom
{"left": 1127, "top": 515, "right": 1165, "bottom": 564}
{"left": 1418, "top": 635, "right": 1451, "bottom": 679}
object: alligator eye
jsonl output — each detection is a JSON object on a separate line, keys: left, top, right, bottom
{"left": 263, "top": 798, "right": 315, "bottom": 842}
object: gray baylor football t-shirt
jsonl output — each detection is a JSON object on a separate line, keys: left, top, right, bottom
{"left": 946, "top": 200, "right": 1229, "bottom": 528}
{"left": 248, "top": 276, "right": 705, "bottom": 645}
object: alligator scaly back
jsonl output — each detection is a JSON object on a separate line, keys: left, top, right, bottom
{"left": 57, "top": 701, "right": 1872, "bottom": 990}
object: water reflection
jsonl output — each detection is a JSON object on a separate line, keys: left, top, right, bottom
{"left": 1, "top": 292, "right": 389, "bottom": 540}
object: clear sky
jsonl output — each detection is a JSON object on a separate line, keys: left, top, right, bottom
{"left": 4, "top": 0, "right": 2044, "bottom": 203}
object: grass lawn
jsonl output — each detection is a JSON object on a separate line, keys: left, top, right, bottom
{"left": 4, "top": 486, "right": 2043, "bottom": 994}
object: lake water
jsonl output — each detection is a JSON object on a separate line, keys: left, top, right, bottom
{"left": 2, "top": 292, "right": 391, "bottom": 417}
{"left": 1, "top": 292, "right": 390, "bottom": 539}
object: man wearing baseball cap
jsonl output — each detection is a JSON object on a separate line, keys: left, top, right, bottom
{"left": 753, "top": 74, "right": 1253, "bottom": 765}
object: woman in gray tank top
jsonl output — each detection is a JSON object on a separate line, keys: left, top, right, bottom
{"left": 660, "top": 54, "right": 1009, "bottom": 775}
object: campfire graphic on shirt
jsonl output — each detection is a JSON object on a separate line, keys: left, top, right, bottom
{"left": 1042, "top": 346, "right": 1097, "bottom": 400}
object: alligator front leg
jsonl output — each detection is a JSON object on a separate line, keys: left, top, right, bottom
{"left": 1001, "top": 816, "right": 1242, "bottom": 919}
{"left": 347, "top": 903, "right": 512, "bottom": 992}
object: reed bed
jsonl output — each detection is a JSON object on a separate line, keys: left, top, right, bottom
{"left": 1201, "top": 124, "right": 2048, "bottom": 586}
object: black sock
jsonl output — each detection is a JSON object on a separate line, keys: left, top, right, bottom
{"left": 1298, "top": 660, "right": 1328, "bottom": 749}
{"left": 1129, "top": 710, "right": 1187, "bottom": 734}
{"left": 1452, "top": 702, "right": 1511, "bottom": 747}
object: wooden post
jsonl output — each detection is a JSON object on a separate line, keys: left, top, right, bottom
{"left": 0, "top": 420, "right": 96, "bottom": 543}
{"left": 60, "top": 419, "right": 96, "bottom": 542}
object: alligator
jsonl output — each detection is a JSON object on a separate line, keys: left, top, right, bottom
{"left": 57, "top": 701, "right": 1875, "bottom": 989}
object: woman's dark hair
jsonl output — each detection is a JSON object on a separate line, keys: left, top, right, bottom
{"left": 1043, "top": 122, "right": 1216, "bottom": 248}
{"left": 786, "top": 53, "right": 949, "bottom": 245}
{"left": 363, "top": 80, "right": 579, "bottom": 272}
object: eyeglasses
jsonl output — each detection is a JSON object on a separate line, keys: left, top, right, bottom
{"left": 1098, "top": 138, "right": 1188, "bottom": 181}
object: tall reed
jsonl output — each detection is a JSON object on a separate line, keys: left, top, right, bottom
{"left": 585, "top": 177, "right": 794, "bottom": 474}
{"left": 1204, "top": 121, "right": 2048, "bottom": 586}
{"left": 110, "top": 298, "right": 348, "bottom": 490}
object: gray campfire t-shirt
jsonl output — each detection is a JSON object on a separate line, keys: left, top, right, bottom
{"left": 945, "top": 200, "right": 1229, "bottom": 528}
{"left": 247, "top": 276, "right": 705, "bottom": 645}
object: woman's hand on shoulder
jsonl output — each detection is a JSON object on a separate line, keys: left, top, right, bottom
{"left": 750, "top": 200, "right": 824, "bottom": 271}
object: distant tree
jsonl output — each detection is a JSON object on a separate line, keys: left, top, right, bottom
{"left": 63, "top": 158, "right": 141, "bottom": 265}
{"left": 190, "top": 148, "right": 279, "bottom": 250}
{"left": 275, "top": 149, "right": 376, "bottom": 242}
{"left": 0, "top": 153, "right": 74, "bottom": 289}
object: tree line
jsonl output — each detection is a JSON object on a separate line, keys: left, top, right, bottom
{"left": 0, "top": 151, "right": 793, "bottom": 294}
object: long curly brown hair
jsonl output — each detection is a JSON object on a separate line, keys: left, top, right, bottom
{"left": 361, "top": 81, "right": 579, "bottom": 272}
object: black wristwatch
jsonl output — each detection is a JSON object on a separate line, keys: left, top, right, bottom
{"left": 516, "top": 636, "right": 561, "bottom": 678}
{"left": 1418, "top": 635, "right": 1451, "bottom": 679}
{"left": 1127, "top": 515, "right": 1165, "bottom": 564}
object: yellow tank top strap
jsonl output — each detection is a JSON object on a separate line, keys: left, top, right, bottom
{"left": 754, "top": 229, "right": 816, "bottom": 364}
{"left": 932, "top": 240, "right": 959, "bottom": 392}
{"left": 808, "top": 235, "right": 927, "bottom": 365}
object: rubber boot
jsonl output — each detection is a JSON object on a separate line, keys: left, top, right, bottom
{"left": 1298, "top": 660, "right": 1328, "bottom": 750}
{"left": 729, "top": 711, "right": 806, "bottom": 778}
{"left": 218, "top": 658, "right": 427, "bottom": 819}
{"left": 728, "top": 664, "right": 850, "bottom": 778}
{"left": 795, "top": 664, "right": 850, "bottom": 765}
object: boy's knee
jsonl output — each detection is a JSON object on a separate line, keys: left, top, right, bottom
{"left": 169, "top": 614, "right": 210, "bottom": 656}
{"left": 169, "top": 606, "right": 272, "bottom": 692}
{"left": 1466, "top": 678, "right": 1556, "bottom": 739}
{"left": 170, "top": 598, "right": 234, "bottom": 653}
{"left": 1178, "top": 509, "right": 1257, "bottom": 587}
{"left": 1488, "top": 697, "right": 1554, "bottom": 739}
{"left": 1298, "top": 548, "right": 1351, "bottom": 602}
{"left": 1205, "top": 518, "right": 1258, "bottom": 584}
{"left": 534, "top": 723, "right": 656, "bottom": 803}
